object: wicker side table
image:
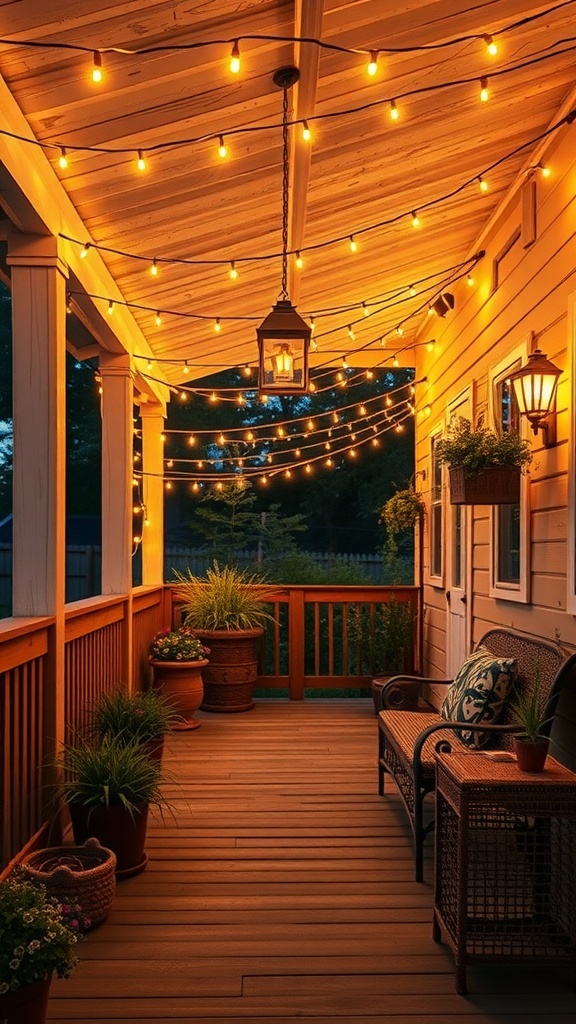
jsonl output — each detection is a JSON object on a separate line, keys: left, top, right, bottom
{"left": 433, "top": 751, "right": 576, "bottom": 994}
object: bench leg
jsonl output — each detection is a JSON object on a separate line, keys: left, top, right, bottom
{"left": 413, "top": 789, "right": 425, "bottom": 883}
{"left": 377, "top": 727, "right": 386, "bottom": 795}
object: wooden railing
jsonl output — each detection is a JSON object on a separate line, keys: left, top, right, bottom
{"left": 0, "top": 583, "right": 420, "bottom": 868}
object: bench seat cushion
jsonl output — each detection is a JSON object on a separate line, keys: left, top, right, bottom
{"left": 378, "top": 710, "right": 459, "bottom": 778}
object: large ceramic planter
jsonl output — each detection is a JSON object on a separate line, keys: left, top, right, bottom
{"left": 449, "top": 466, "right": 521, "bottom": 505}
{"left": 68, "top": 801, "right": 150, "bottom": 879}
{"left": 0, "top": 975, "right": 52, "bottom": 1024}
{"left": 149, "top": 658, "right": 207, "bottom": 730}
{"left": 192, "top": 628, "right": 264, "bottom": 713}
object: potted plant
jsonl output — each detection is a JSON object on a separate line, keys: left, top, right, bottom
{"left": 58, "top": 734, "right": 170, "bottom": 878}
{"left": 90, "top": 686, "right": 182, "bottom": 752}
{"left": 148, "top": 628, "right": 210, "bottom": 730}
{"left": 510, "top": 671, "right": 553, "bottom": 773}
{"left": 435, "top": 416, "right": 532, "bottom": 505}
{"left": 172, "top": 562, "right": 278, "bottom": 713}
{"left": 379, "top": 486, "right": 425, "bottom": 580}
{"left": 0, "top": 875, "right": 81, "bottom": 1023}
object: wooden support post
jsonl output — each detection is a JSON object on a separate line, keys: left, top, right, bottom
{"left": 7, "top": 229, "right": 68, "bottom": 828}
{"left": 289, "top": 588, "right": 306, "bottom": 700}
{"left": 140, "top": 401, "right": 166, "bottom": 586}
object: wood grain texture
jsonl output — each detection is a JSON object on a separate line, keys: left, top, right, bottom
{"left": 47, "top": 700, "right": 576, "bottom": 1020}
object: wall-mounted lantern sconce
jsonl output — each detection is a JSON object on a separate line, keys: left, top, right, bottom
{"left": 508, "top": 348, "right": 561, "bottom": 446}
{"left": 432, "top": 292, "right": 455, "bottom": 318}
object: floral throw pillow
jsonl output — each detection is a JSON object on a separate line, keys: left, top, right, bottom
{"left": 440, "top": 645, "right": 517, "bottom": 749}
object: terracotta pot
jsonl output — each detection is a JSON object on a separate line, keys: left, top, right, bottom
{"left": 513, "top": 736, "right": 549, "bottom": 773}
{"left": 68, "top": 801, "right": 149, "bottom": 879}
{"left": 0, "top": 975, "right": 52, "bottom": 1024}
{"left": 149, "top": 659, "right": 207, "bottom": 730}
{"left": 192, "top": 628, "right": 264, "bottom": 713}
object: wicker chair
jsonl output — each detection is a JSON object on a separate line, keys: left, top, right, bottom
{"left": 377, "top": 628, "right": 576, "bottom": 882}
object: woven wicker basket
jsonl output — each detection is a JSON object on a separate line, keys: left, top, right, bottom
{"left": 20, "top": 837, "right": 117, "bottom": 930}
{"left": 449, "top": 466, "right": 521, "bottom": 505}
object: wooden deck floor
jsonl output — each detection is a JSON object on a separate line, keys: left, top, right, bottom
{"left": 48, "top": 700, "right": 576, "bottom": 1022}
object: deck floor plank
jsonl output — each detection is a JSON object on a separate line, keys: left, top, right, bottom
{"left": 48, "top": 700, "right": 576, "bottom": 1022}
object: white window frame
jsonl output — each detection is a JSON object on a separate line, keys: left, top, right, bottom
{"left": 488, "top": 339, "right": 531, "bottom": 603}
{"left": 426, "top": 424, "right": 445, "bottom": 588}
{"left": 567, "top": 291, "right": 576, "bottom": 613}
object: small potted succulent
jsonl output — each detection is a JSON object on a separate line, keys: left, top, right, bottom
{"left": 172, "top": 562, "right": 278, "bottom": 713}
{"left": 0, "top": 874, "right": 81, "bottom": 1023}
{"left": 435, "top": 416, "right": 532, "bottom": 505}
{"left": 510, "top": 671, "right": 553, "bottom": 773}
{"left": 149, "top": 628, "right": 210, "bottom": 730}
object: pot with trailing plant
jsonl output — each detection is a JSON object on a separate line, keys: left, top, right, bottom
{"left": 0, "top": 875, "right": 81, "bottom": 1024}
{"left": 148, "top": 628, "right": 210, "bottom": 730}
{"left": 90, "top": 686, "right": 181, "bottom": 756}
{"left": 510, "top": 671, "right": 553, "bottom": 773}
{"left": 435, "top": 416, "right": 532, "bottom": 505}
{"left": 379, "top": 486, "right": 425, "bottom": 582}
{"left": 172, "top": 562, "right": 278, "bottom": 713}
{"left": 59, "top": 734, "right": 170, "bottom": 878}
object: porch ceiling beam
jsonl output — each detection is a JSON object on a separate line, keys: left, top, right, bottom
{"left": 0, "top": 72, "right": 167, "bottom": 405}
{"left": 287, "top": 0, "right": 324, "bottom": 306}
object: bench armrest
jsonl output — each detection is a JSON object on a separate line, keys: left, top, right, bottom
{"left": 374, "top": 675, "right": 453, "bottom": 712}
{"left": 412, "top": 720, "right": 522, "bottom": 782}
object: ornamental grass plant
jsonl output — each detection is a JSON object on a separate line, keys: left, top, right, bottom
{"left": 0, "top": 876, "right": 81, "bottom": 993}
{"left": 58, "top": 734, "right": 167, "bottom": 816}
{"left": 149, "top": 628, "right": 209, "bottom": 662}
{"left": 173, "top": 561, "right": 278, "bottom": 631}
{"left": 90, "top": 687, "right": 180, "bottom": 742}
{"left": 435, "top": 417, "right": 532, "bottom": 475}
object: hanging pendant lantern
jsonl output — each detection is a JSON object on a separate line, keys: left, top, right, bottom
{"left": 257, "top": 67, "right": 311, "bottom": 394}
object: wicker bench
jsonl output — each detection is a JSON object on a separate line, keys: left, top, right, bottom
{"left": 377, "top": 628, "right": 576, "bottom": 882}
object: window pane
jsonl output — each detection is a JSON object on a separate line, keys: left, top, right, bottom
{"left": 498, "top": 503, "right": 520, "bottom": 583}
{"left": 452, "top": 505, "right": 462, "bottom": 587}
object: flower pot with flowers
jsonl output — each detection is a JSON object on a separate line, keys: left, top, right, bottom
{"left": 435, "top": 416, "right": 532, "bottom": 505}
{"left": 149, "top": 628, "right": 210, "bottom": 730}
{"left": 89, "top": 687, "right": 180, "bottom": 760}
{"left": 0, "top": 874, "right": 81, "bottom": 1024}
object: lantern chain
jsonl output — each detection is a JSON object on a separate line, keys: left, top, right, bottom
{"left": 280, "top": 83, "right": 289, "bottom": 300}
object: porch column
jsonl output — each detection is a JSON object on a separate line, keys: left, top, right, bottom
{"left": 7, "top": 230, "right": 68, "bottom": 824}
{"left": 139, "top": 401, "right": 165, "bottom": 585}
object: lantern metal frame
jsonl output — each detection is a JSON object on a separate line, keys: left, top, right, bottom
{"left": 508, "top": 348, "right": 561, "bottom": 447}
{"left": 257, "top": 66, "right": 311, "bottom": 395}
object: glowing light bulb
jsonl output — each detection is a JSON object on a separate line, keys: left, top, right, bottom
{"left": 188, "top": 435, "right": 196, "bottom": 446}
{"left": 358, "top": 404, "right": 367, "bottom": 415}
{"left": 302, "top": 120, "right": 311, "bottom": 142}
{"left": 478, "top": 175, "right": 488, "bottom": 193}
{"left": 192, "top": 482, "right": 200, "bottom": 493}
{"left": 380, "top": 337, "right": 386, "bottom": 348}
{"left": 261, "top": 394, "right": 269, "bottom": 404}
{"left": 58, "top": 147, "right": 68, "bottom": 169}
{"left": 411, "top": 210, "right": 420, "bottom": 228}
{"left": 467, "top": 273, "right": 474, "bottom": 287}
{"left": 295, "top": 448, "right": 301, "bottom": 458}
{"left": 218, "top": 135, "right": 227, "bottom": 158}
{"left": 230, "top": 40, "right": 240, "bottom": 74}
{"left": 155, "top": 311, "right": 162, "bottom": 327}
{"left": 218, "top": 433, "right": 226, "bottom": 445}
{"left": 484, "top": 34, "right": 498, "bottom": 56}
{"left": 80, "top": 242, "right": 90, "bottom": 259}
{"left": 295, "top": 251, "right": 303, "bottom": 270}
{"left": 310, "top": 317, "right": 315, "bottom": 334}
{"left": 371, "top": 437, "right": 380, "bottom": 447}
{"left": 362, "top": 301, "right": 370, "bottom": 317}
{"left": 260, "top": 474, "right": 268, "bottom": 485}
{"left": 277, "top": 427, "right": 285, "bottom": 437}
{"left": 427, "top": 340, "right": 435, "bottom": 352}
{"left": 349, "top": 235, "right": 357, "bottom": 253}
{"left": 480, "top": 76, "right": 489, "bottom": 102}
{"left": 107, "top": 300, "right": 114, "bottom": 315}
{"left": 393, "top": 356, "right": 399, "bottom": 367}
{"left": 237, "top": 394, "right": 245, "bottom": 406}
{"left": 245, "top": 431, "right": 254, "bottom": 441}
{"left": 307, "top": 419, "right": 315, "bottom": 430}
{"left": 150, "top": 258, "right": 158, "bottom": 276}
{"left": 367, "top": 50, "right": 378, "bottom": 76}
{"left": 347, "top": 326, "right": 355, "bottom": 341}
{"left": 165, "top": 482, "right": 172, "bottom": 491}
{"left": 389, "top": 100, "right": 399, "bottom": 121}
{"left": 409, "top": 284, "right": 417, "bottom": 297}
{"left": 214, "top": 317, "right": 221, "bottom": 332}
{"left": 539, "top": 163, "right": 551, "bottom": 179}
{"left": 326, "top": 457, "right": 333, "bottom": 467}
{"left": 91, "top": 51, "right": 103, "bottom": 84}
{"left": 243, "top": 365, "right": 252, "bottom": 377}
{"left": 136, "top": 149, "right": 147, "bottom": 172}
{"left": 309, "top": 381, "right": 316, "bottom": 393}
{"left": 349, "top": 449, "right": 357, "bottom": 458}
{"left": 396, "top": 326, "right": 403, "bottom": 337}
{"left": 366, "top": 369, "right": 374, "bottom": 380}
{"left": 147, "top": 360, "right": 153, "bottom": 370}
{"left": 209, "top": 392, "right": 218, "bottom": 403}
{"left": 284, "top": 469, "right": 292, "bottom": 479}
{"left": 395, "top": 423, "right": 404, "bottom": 433}
{"left": 229, "top": 261, "right": 238, "bottom": 280}
{"left": 305, "top": 464, "right": 312, "bottom": 474}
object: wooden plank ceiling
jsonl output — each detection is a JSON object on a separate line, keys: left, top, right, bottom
{"left": 0, "top": 0, "right": 575, "bottom": 385}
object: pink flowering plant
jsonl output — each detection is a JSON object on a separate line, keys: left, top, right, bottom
{"left": 149, "top": 627, "right": 209, "bottom": 663}
{"left": 91, "top": 687, "right": 179, "bottom": 742}
{"left": 0, "top": 875, "right": 81, "bottom": 992}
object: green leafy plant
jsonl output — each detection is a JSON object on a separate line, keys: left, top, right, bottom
{"left": 379, "top": 487, "right": 425, "bottom": 556}
{"left": 149, "top": 628, "right": 210, "bottom": 663}
{"left": 173, "top": 561, "right": 278, "bottom": 631}
{"left": 510, "top": 672, "right": 552, "bottom": 742}
{"left": 348, "top": 595, "right": 417, "bottom": 676}
{"left": 0, "top": 876, "right": 81, "bottom": 993}
{"left": 90, "top": 687, "right": 180, "bottom": 742}
{"left": 58, "top": 734, "right": 168, "bottom": 815}
{"left": 435, "top": 417, "right": 532, "bottom": 475}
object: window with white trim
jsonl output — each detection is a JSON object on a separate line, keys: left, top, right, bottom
{"left": 488, "top": 343, "right": 530, "bottom": 603}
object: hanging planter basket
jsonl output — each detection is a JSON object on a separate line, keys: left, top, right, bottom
{"left": 448, "top": 466, "right": 521, "bottom": 505}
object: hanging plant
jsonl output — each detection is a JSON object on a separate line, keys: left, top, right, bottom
{"left": 379, "top": 487, "right": 425, "bottom": 556}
